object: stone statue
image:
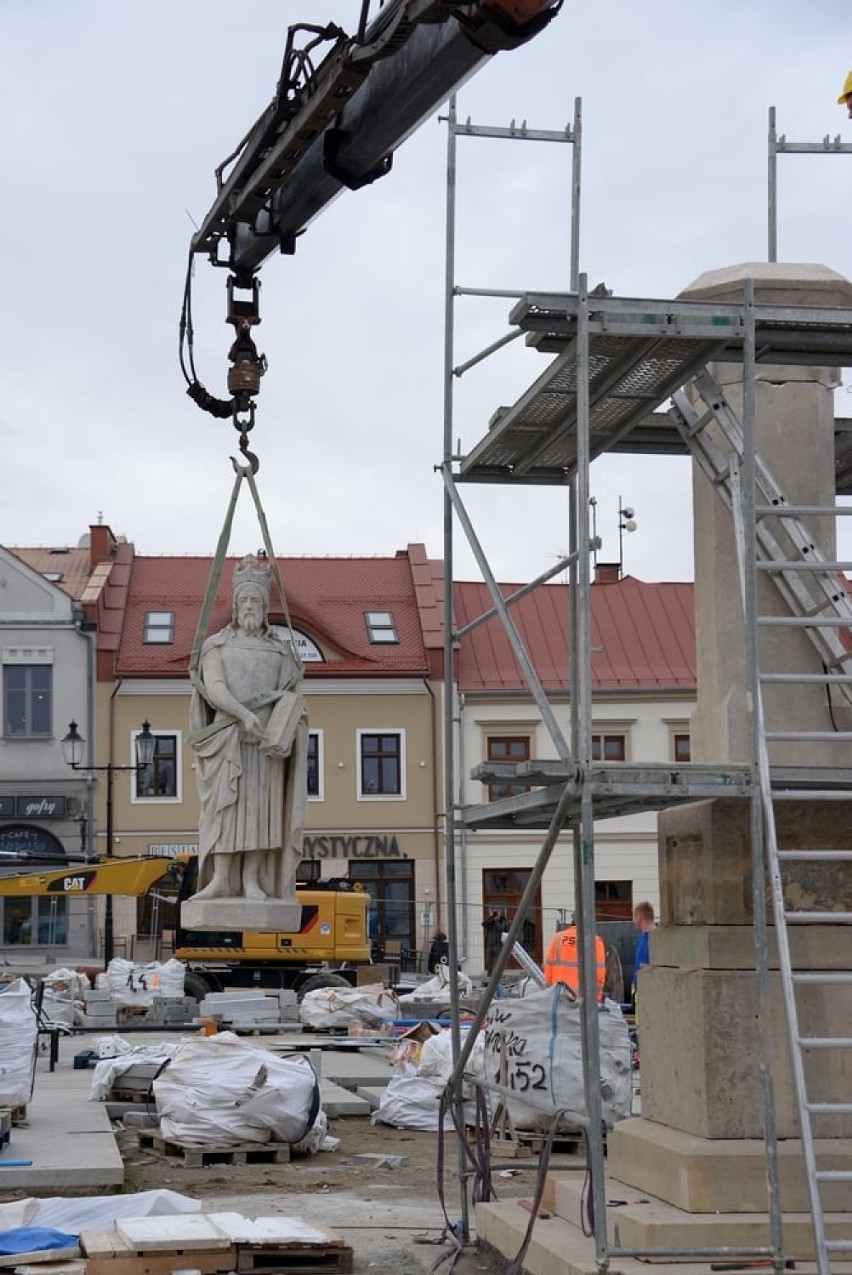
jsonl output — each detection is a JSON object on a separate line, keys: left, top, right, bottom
{"left": 187, "top": 554, "right": 307, "bottom": 915}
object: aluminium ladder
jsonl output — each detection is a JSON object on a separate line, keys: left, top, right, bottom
{"left": 671, "top": 367, "right": 852, "bottom": 1273}
{"left": 671, "top": 369, "right": 852, "bottom": 710}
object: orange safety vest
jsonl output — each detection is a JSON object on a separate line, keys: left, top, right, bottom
{"left": 544, "top": 926, "right": 607, "bottom": 1000}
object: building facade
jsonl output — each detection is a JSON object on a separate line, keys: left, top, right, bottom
{"left": 453, "top": 571, "right": 696, "bottom": 976}
{"left": 1, "top": 528, "right": 697, "bottom": 979}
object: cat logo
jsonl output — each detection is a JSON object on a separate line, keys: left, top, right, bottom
{"left": 46, "top": 871, "right": 98, "bottom": 893}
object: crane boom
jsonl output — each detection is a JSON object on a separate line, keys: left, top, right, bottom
{"left": 191, "top": 0, "right": 562, "bottom": 279}
{"left": 0, "top": 858, "right": 179, "bottom": 899}
{"left": 182, "top": 2, "right": 561, "bottom": 468}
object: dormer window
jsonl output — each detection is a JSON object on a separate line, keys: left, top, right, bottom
{"left": 143, "top": 611, "right": 175, "bottom": 644}
{"left": 365, "top": 611, "right": 398, "bottom": 644}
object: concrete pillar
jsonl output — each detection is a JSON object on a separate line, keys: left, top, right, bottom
{"left": 681, "top": 263, "right": 852, "bottom": 767}
{"left": 607, "top": 264, "right": 852, "bottom": 1257}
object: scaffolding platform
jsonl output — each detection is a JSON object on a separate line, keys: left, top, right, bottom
{"left": 459, "top": 291, "right": 852, "bottom": 487}
{"left": 465, "top": 760, "right": 753, "bottom": 828}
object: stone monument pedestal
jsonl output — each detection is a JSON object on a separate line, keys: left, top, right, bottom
{"left": 604, "top": 794, "right": 852, "bottom": 1258}
{"left": 181, "top": 896, "right": 303, "bottom": 933}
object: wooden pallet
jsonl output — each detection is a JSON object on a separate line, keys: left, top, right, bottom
{"left": 466, "top": 1122, "right": 582, "bottom": 1159}
{"left": 83, "top": 1216, "right": 352, "bottom": 1275}
{"left": 107, "top": 1087, "right": 154, "bottom": 1105}
{"left": 137, "top": 1131, "right": 291, "bottom": 1167}
{"left": 236, "top": 1241, "right": 353, "bottom": 1274}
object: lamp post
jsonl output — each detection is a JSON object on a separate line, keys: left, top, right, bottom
{"left": 61, "top": 719, "right": 155, "bottom": 966}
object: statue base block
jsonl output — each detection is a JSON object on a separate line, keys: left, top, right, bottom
{"left": 181, "top": 897, "right": 302, "bottom": 933}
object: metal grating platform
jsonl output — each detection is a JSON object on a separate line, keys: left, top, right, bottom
{"left": 464, "top": 760, "right": 753, "bottom": 828}
{"left": 459, "top": 291, "right": 852, "bottom": 486}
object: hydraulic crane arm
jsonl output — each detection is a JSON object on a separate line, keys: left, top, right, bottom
{"left": 0, "top": 858, "right": 181, "bottom": 899}
{"left": 182, "top": 0, "right": 561, "bottom": 451}
{"left": 191, "top": 0, "right": 563, "bottom": 279}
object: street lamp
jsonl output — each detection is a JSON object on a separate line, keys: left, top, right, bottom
{"left": 61, "top": 719, "right": 155, "bottom": 966}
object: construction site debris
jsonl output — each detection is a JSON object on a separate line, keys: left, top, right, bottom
{"left": 482, "top": 984, "right": 632, "bottom": 1132}
{"left": 0, "top": 979, "right": 38, "bottom": 1108}
{"left": 152, "top": 1032, "right": 323, "bottom": 1150}
{"left": 198, "top": 990, "right": 298, "bottom": 1032}
{"left": 90, "top": 1044, "right": 175, "bottom": 1101}
{"left": 136, "top": 1132, "right": 291, "bottom": 1168}
{"left": 80, "top": 1213, "right": 353, "bottom": 1275}
{"left": 96, "top": 959, "right": 186, "bottom": 1009}
{"left": 298, "top": 984, "right": 397, "bottom": 1031}
{"left": 0, "top": 1195, "right": 201, "bottom": 1235}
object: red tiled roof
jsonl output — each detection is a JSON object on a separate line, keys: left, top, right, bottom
{"left": 454, "top": 576, "right": 696, "bottom": 692}
{"left": 115, "top": 548, "right": 435, "bottom": 678}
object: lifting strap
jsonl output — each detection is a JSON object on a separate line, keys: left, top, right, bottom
{"left": 189, "top": 462, "right": 303, "bottom": 699}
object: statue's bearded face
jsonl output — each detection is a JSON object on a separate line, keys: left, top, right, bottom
{"left": 236, "top": 591, "right": 265, "bottom": 634}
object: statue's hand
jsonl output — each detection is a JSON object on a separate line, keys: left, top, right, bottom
{"left": 241, "top": 711, "right": 264, "bottom": 741}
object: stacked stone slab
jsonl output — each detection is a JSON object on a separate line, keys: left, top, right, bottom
{"left": 81, "top": 989, "right": 118, "bottom": 1030}
{"left": 198, "top": 991, "right": 284, "bottom": 1030}
{"left": 138, "top": 996, "right": 198, "bottom": 1027}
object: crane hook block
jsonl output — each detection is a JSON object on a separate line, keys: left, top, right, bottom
{"left": 225, "top": 274, "right": 266, "bottom": 399}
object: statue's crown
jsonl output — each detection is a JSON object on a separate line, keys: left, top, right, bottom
{"left": 233, "top": 553, "right": 270, "bottom": 602}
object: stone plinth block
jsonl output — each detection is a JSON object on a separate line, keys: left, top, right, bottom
{"left": 181, "top": 897, "right": 302, "bottom": 933}
{"left": 658, "top": 798, "right": 852, "bottom": 926}
{"left": 650, "top": 923, "right": 850, "bottom": 972}
{"left": 608, "top": 1117, "right": 852, "bottom": 1214}
{"left": 640, "top": 964, "right": 852, "bottom": 1139}
{"left": 551, "top": 1173, "right": 847, "bottom": 1262}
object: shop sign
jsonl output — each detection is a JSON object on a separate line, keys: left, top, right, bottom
{"left": 15, "top": 795, "right": 66, "bottom": 819}
{"left": 304, "top": 834, "right": 406, "bottom": 860}
{"left": 0, "top": 796, "right": 66, "bottom": 819}
{"left": 0, "top": 824, "right": 65, "bottom": 860}
{"left": 148, "top": 843, "right": 198, "bottom": 857}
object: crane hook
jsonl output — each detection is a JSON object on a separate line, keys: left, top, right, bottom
{"left": 230, "top": 421, "right": 259, "bottom": 475}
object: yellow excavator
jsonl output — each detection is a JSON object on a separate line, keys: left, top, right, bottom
{"left": 0, "top": 855, "right": 370, "bottom": 1001}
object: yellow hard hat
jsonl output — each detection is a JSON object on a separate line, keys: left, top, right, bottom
{"left": 837, "top": 70, "right": 852, "bottom": 103}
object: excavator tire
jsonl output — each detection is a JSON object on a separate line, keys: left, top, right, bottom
{"left": 297, "top": 972, "right": 352, "bottom": 1000}
{"left": 183, "top": 971, "right": 215, "bottom": 1002}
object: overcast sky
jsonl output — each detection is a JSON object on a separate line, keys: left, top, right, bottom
{"left": 2, "top": 1, "right": 851, "bottom": 585}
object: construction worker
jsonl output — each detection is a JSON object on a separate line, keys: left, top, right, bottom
{"left": 837, "top": 70, "right": 852, "bottom": 118}
{"left": 543, "top": 921, "right": 607, "bottom": 1000}
{"left": 631, "top": 900, "right": 656, "bottom": 1003}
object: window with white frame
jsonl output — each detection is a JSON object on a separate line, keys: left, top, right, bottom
{"left": 2, "top": 649, "right": 53, "bottom": 739}
{"left": 133, "top": 730, "right": 180, "bottom": 801}
{"left": 307, "top": 730, "right": 324, "bottom": 799}
{"left": 357, "top": 730, "right": 405, "bottom": 798}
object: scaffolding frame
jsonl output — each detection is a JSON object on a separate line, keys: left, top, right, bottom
{"left": 441, "top": 99, "right": 852, "bottom": 1271}
{"left": 768, "top": 105, "right": 852, "bottom": 263}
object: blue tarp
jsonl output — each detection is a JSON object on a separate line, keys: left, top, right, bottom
{"left": 0, "top": 1226, "right": 78, "bottom": 1254}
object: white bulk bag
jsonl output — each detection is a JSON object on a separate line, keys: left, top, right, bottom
{"left": 482, "top": 984, "right": 631, "bottom": 1131}
{"left": 98, "top": 958, "right": 185, "bottom": 1006}
{"left": 153, "top": 1032, "right": 320, "bottom": 1148}
{"left": 298, "top": 984, "right": 397, "bottom": 1030}
{"left": 0, "top": 979, "right": 37, "bottom": 1107}
{"left": 372, "top": 1074, "right": 456, "bottom": 1131}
